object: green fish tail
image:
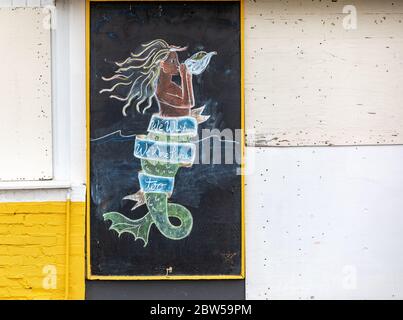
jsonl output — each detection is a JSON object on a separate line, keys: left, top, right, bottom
{"left": 145, "top": 193, "right": 193, "bottom": 240}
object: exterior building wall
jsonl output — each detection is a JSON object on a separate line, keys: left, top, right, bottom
{"left": 0, "top": 201, "right": 85, "bottom": 299}
{"left": 0, "top": 0, "right": 402, "bottom": 300}
{"left": 245, "top": 0, "right": 403, "bottom": 299}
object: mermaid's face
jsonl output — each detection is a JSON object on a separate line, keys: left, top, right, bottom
{"left": 160, "top": 51, "right": 180, "bottom": 75}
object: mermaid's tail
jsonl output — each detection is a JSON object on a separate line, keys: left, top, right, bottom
{"left": 146, "top": 193, "right": 193, "bottom": 240}
{"left": 103, "top": 193, "right": 193, "bottom": 246}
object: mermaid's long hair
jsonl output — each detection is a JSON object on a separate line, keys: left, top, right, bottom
{"left": 100, "top": 39, "right": 174, "bottom": 116}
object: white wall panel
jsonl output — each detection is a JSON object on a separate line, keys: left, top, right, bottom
{"left": 0, "top": 0, "right": 87, "bottom": 202}
{"left": 0, "top": 7, "right": 52, "bottom": 181}
{"left": 0, "top": 1, "right": 54, "bottom": 7}
{"left": 245, "top": 0, "right": 403, "bottom": 146}
{"left": 246, "top": 146, "right": 403, "bottom": 299}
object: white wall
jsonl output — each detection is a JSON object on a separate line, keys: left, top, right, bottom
{"left": 245, "top": 0, "right": 403, "bottom": 300}
{"left": 245, "top": 0, "right": 403, "bottom": 146}
{"left": 246, "top": 146, "right": 403, "bottom": 299}
{"left": 0, "top": 6, "right": 53, "bottom": 181}
{"left": 0, "top": 0, "right": 86, "bottom": 201}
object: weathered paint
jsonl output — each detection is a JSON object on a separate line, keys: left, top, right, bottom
{"left": 245, "top": 0, "right": 403, "bottom": 299}
{"left": 0, "top": 1, "right": 54, "bottom": 8}
{"left": 0, "top": 0, "right": 86, "bottom": 300}
{"left": 0, "top": 6, "right": 53, "bottom": 180}
{"left": 245, "top": 0, "right": 403, "bottom": 146}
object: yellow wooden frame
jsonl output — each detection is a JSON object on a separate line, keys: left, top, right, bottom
{"left": 86, "top": 0, "right": 245, "bottom": 280}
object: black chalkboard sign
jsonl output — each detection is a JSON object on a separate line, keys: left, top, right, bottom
{"left": 87, "top": 0, "right": 244, "bottom": 279}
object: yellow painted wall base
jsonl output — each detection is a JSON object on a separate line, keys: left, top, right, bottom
{"left": 0, "top": 201, "right": 85, "bottom": 300}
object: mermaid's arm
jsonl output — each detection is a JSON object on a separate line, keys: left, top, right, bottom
{"left": 179, "top": 64, "right": 193, "bottom": 108}
{"left": 157, "top": 84, "right": 192, "bottom": 108}
{"left": 186, "top": 71, "right": 195, "bottom": 107}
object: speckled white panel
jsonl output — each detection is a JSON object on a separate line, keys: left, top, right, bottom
{"left": 0, "top": 1, "right": 54, "bottom": 7}
{"left": 245, "top": 0, "right": 403, "bottom": 146}
{"left": 0, "top": 7, "right": 52, "bottom": 181}
{"left": 246, "top": 146, "right": 403, "bottom": 299}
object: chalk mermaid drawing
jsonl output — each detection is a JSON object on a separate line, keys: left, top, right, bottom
{"left": 99, "top": 39, "right": 216, "bottom": 246}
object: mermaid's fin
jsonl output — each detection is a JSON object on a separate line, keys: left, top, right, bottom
{"left": 191, "top": 105, "right": 210, "bottom": 124}
{"left": 123, "top": 190, "right": 146, "bottom": 211}
{"left": 103, "top": 212, "right": 153, "bottom": 247}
